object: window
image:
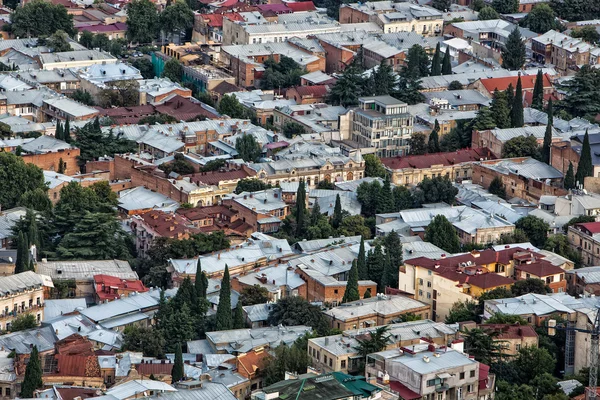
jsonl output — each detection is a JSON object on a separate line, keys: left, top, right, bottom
{"left": 329, "top": 359, "right": 332, "bottom": 367}
{"left": 5, "top": 388, "right": 10, "bottom": 397}
{"left": 316, "top": 351, "right": 320, "bottom": 360}
{"left": 437, "top": 394, "right": 443, "bottom": 400}
{"left": 460, "top": 372, "right": 465, "bottom": 380}
{"left": 516, "top": 344, "right": 521, "bottom": 351}
{"left": 467, "top": 384, "right": 473, "bottom": 393}
{"left": 427, "top": 281, "right": 432, "bottom": 288}
{"left": 324, "top": 355, "right": 327, "bottom": 363}
{"left": 427, "top": 292, "right": 431, "bottom": 299}
{"left": 428, "top": 270, "right": 432, "bottom": 275}
{"left": 470, "top": 370, "right": 475, "bottom": 378}
{"left": 341, "top": 360, "right": 346, "bottom": 369}
{"left": 419, "top": 290, "right": 423, "bottom": 296}
{"left": 419, "top": 278, "right": 423, "bottom": 286}
{"left": 427, "top": 379, "right": 436, "bottom": 387}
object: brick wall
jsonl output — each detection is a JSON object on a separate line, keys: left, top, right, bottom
{"left": 21, "top": 148, "right": 80, "bottom": 175}
{"left": 86, "top": 159, "right": 115, "bottom": 180}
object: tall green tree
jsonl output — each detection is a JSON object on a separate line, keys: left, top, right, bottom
{"left": 171, "top": 343, "right": 184, "bottom": 383}
{"left": 267, "top": 296, "right": 329, "bottom": 335}
{"left": 425, "top": 215, "right": 461, "bottom": 253}
{"left": 295, "top": 181, "right": 308, "bottom": 238}
{"left": 524, "top": 4, "right": 557, "bottom": 33}
{"left": 441, "top": 49, "right": 452, "bottom": 75}
{"left": 478, "top": 6, "right": 499, "bottom": 19}
{"left": 532, "top": 69, "right": 545, "bottom": 110}
{"left": 502, "top": 135, "right": 541, "bottom": 159}
{"left": 215, "top": 265, "right": 232, "bottom": 331}
{"left": 366, "top": 244, "right": 386, "bottom": 289}
{"left": 564, "top": 161, "right": 576, "bottom": 190}
{"left": 218, "top": 94, "right": 248, "bottom": 118}
{"left": 21, "top": 346, "right": 43, "bottom": 398}
{"left": 558, "top": 66, "right": 600, "bottom": 121}
{"left": 377, "top": 177, "right": 395, "bottom": 214}
{"left": 327, "top": 66, "right": 365, "bottom": 107}
{"left": 383, "top": 231, "right": 403, "bottom": 277}
{"left": 430, "top": 42, "right": 442, "bottom": 76}
{"left": 195, "top": 259, "right": 208, "bottom": 299}
{"left": 0, "top": 152, "right": 47, "bottom": 210}
{"left": 233, "top": 301, "right": 245, "bottom": 329}
{"left": 380, "top": 250, "right": 393, "bottom": 292}
{"left": 404, "top": 45, "right": 430, "bottom": 79}
{"left": 576, "top": 130, "right": 593, "bottom": 186}
{"left": 354, "top": 326, "right": 390, "bottom": 358}
{"left": 160, "top": 0, "right": 194, "bottom": 41}
{"left": 502, "top": 27, "right": 526, "bottom": 70}
{"left": 55, "top": 121, "right": 63, "bottom": 141}
{"left": 488, "top": 176, "right": 507, "bottom": 199}
{"left": 409, "top": 133, "right": 428, "bottom": 155}
{"left": 428, "top": 120, "right": 441, "bottom": 153}
{"left": 542, "top": 99, "right": 553, "bottom": 164}
{"left": 342, "top": 260, "right": 360, "bottom": 303}
{"left": 492, "top": 0, "right": 518, "bottom": 14}
{"left": 332, "top": 194, "right": 343, "bottom": 229}
{"left": 127, "top": 0, "right": 160, "bottom": 44}
{"left": 15, "top": 231, "right": 25, "bottom": 274}
{"left": 162, "top": 58, "right": 183, "bottom": 83}
{"left": 235, "top": 134, "right": 262, "bottom": 162}
{"left": 491, "top": 89, "right": 511, "bottom": 129}
{"left": 515, "top": 216, "right": 550, "bottom": 247}
{"left": 413, "top": 176, "right": 458, "bottom": 205}
{"left": 357, "top": 237, "right": 368, "bottom": 280}
{"left": 371, "top": 60, "right": 398, "bottom": 96}
{"left": 363, "top": 154, "right": 387, "bottom": 178}
{"left": 9, "top": 0, "right": 76, "bottom": 37}
{"left": 511, "top": 76, "right": 524, "bottom": 128}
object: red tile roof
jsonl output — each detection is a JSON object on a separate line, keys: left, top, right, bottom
{"left": 94, "top": 274, "right": 148, "bottom": 302}
{"left": 381, "top": 148, "right": 493, "bottom": 170}
{"left": 135, "top": 210, "right": 200, "bottom": 239}
{"left": 514, "top": 260, "right": 565, "bottom": 278}
{"left": 237, "top": 349, "right": 269, "bottom": 379}
{"left": 292, "top": 85, "right": 329, "bottom": 98}
{"left": 55, "top": 387, "right": 100, "bottom": 400}
{"left": 154, "top": 95, "right": 219, "bottom": 121}
{"left": 78, "top": 23, "right": 128, "bottom": 33}
{"left": 286, "top": 1, "right": 316, "bottom": 11}
{"left": 199, "top": 12, "right": 243, "bottom": 28}
{"left": 479, "top": 74, "right": 553, "bottom": 93}
{"left": 136, "top": 362, "right": 175, "bottom": 376}
{"left": 478, "top": 324, "right": 538, "bottom": 339}
{"left": 55, "top": 355, "right": 101, "bottom": 377}
{"left": 256, "top": 3, "right": 291, "bottom": 13}
{"left": 576, "top": 221, "right": 600, "bottom": 234}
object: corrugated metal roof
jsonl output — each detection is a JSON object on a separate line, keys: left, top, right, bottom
{"left": 146, "top": 383, "right": 237, "bottom": 400}
{"left": 106, "top": 379, "right": 177, "bottom": 400}
{"left": 36, "top": 259, "right": 137, "bottom": 281}
{"left": 0, "top": 326, "right": 57, "bottom": 354}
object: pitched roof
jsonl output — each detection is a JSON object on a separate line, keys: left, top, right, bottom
{"left": 189, "top": 168, "right": 256, "bottom": 186}
{"left": 576, "top": 221, "right": 600, "bottom": 234}
{"left": 291, "top": 84, "right": 329, "bottom": 98}
{"left": 236, "top": 349, "right": 269, "bottom": 379}
{"left": 515, "top": 260, "right": 566, "bottom": 277}
{"left": 479, "top": 74, "right": 552, "bottom": 93}
{"left": 199, "top": 12, "right": 244, "bottom": 27}
{"left": 478, "top": 323, "right": 538, "bottom": 339}
{"left": 381, "top": 148, "right": 492, "bottom": 170}
{"left": 286, "top": 1, "right": 316, "bottom": 11}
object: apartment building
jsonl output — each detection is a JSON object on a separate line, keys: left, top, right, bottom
{"left": 339, "top": 1, "right": 443, "bottom": 37}
{"left": 471, "top": 126, "right": 562, "bottom": 159}
{"left": 350, "top": 95, "right": 413, "bottom": 157}
{"left": 0, "top": 271, "right": 49, "bottom": 331}
{"left": 130, "top": 211, "right": 200, "bottom": 258}
{"left": 308, "top": 320, "right": 460, "bottom": 374}
{"left": 472, "top": 323, "right": 538, "bottom": 357}
{"left": 445, "top": 19, "right": 535, "bottom": 50}
{"left": 381, "top": 147, "right": 493, "bottom": 186}
{"left": 568, "top": 221, "right": 600, "bottom": 267}
{"left": 365, "top": 343, "right": 495, "bottom": 400}
{"left": 531, "top": 30, "right": 570, "bottom": 64}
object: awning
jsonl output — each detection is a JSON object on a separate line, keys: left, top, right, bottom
{"left": 388, "top": 381, "right": 421, "bottom": 400}
{"left": 437, "top": 373, "right": 452, "bottom": 379}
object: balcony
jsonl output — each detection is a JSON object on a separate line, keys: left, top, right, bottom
{"left": 0, "top": 304, "right": 43, "bottom": 320}
{"left": 435, "top": 384, "right": 449, "bottom": 392}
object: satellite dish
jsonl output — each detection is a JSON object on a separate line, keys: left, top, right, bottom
{"left": 8, "top": 257, "right": 13, "bottom": 263}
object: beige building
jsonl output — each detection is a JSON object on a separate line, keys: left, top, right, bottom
{"left": 468, "top": 323, "right": 539, "bottom": 357}
{"left": 308, "top": 320, "right": 460, "bottom": 374}
{"left": 568, "top": 221, "right": 600, "bottom": 267}
{"left": 324, "top": 295, "right": 430, "bottom": 331}
{"left": 349, "top": 95, "right": 413, "bottom": 157}
{"left": 0, "top": 271, "right": 51, "bottom": 331}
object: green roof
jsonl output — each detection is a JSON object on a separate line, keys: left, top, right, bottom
{"left": 263, "top": 374, "right": 356, "bottom": 400}
{"left": 331, "top": 372, "right": 381, "bottom": 398}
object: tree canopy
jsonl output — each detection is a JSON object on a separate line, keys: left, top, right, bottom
{"left": 502, "top": 27, "right": 526, "bottom": 70}
{"left": 126, "top": 0, "right": 160, "bottom": 44}
{"left": 0, "top": 152, "right": 47, "bottom": 210}
{"left": 10, "top": 0, "right": 76, "bottom": 37}
{"left": 267, "top": 296, "right": 329, "bottom": 335}
{"left": 501, "top": 135, "right": 541, "bottom": 159}
{"left": 515, "top": 216, "right": 549, "bottom": 247}
{"left": 235, "top": 135, "right": 262, "bottom": 162}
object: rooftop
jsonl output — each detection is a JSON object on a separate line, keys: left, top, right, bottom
{"left": 35, "top": 259, "right": 137, "bottom": 281}
{"left": 381, "top": 148, "right": 492, "bottom": 170}
{"left": 477, "top": 158, "right": 563, "bottom": 180}
{"left": 325, "top": 295, "right": 429, "bottom": 321}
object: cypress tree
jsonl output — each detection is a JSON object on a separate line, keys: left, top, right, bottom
{"left": 233, "top": 301, "right": 245, "bottom": 329}
{"left": 55, "top": 121, "right": 63, "bottom": 141}
{"left": 531, "top": 69, "right": 544, "bottom": 110}
{"left": 21, "top": 346, "right": 42, "bottom": 397}
{"left": 195, "top": 259, "right": 208, "bottom": 299}
{"left": 342, "top": 259, "right": 360, "bottom": 303}
{"left": 295, "top": 181, "right": 307, "bottom": 238}
{"left": 377, "top": 176, "right": 394, "bottom": 214}
{"left": 428, "top": 120, "right": 441, "bottom": 153}
{"left": 576, "top": 130, "right": 593, "bottom": 187}
{"left": 441, "top": 49, "right": 452, "bottom": 75}
{"left": 565, "top": 161, "right": 575, "bottom": 190}
{"left": 332, "top": 194, "right": 343, "bottom": 229}
{"left": 490, "top": 89, "right": 511, "bottom": 129}
{"left": 366, "top": 244, "right": 385, "bottom": 289}
{"left": 357, "top": 237, "right": 368, "bottom": 280}
{"left": 363, "top": 288, "right": 372, "bottom": 299}
{"left": 15, "top": 231, "right": 24, "bottom": 273}
{"left": 57, "top": 158, "right": 66, "bottom": 174}
{"left": 504, "top": 83, "right": 514, "bottom": 110}
{"left": 93, "top": 116, "right": 101, "bottom": 132}
{"left": 20, "top": 235, "right": 30, "bottom": 274}
{"left": 380, "top": 250, "right": 392, "bottom": 293}
{"left": 425, "top": 215, "right": 461, "bottom": 253}
{"left": 430, "top": 42, "right": 442, "bottom": 76}
{"left": 171, "top": 343, "right": 184, "bottom": 383}
{"left": 511, "top": 76, "right": 524, "bottom": 128}
{"left": 542, "top": 99, "right": 553, "bottom": 165}
{"left": 215, "top": 265, "right": 232, "bottom": 331}
{"left": 64, "top": 118, "right": 71, "bottom": 142}
{"left": 27, "top": 211, "right": 39, "bottom": 253}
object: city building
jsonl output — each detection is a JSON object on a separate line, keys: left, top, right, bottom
{"left": 348, "top": 95, "right": 413, "bottom": 157}
{"left": 222, "top": 188, "right": 290, "bottom": 233}
{"left": 471, "top": 126, "right": 563, "bottom": 159}
{"left": 324, "top": 294, "right": 430, "bottom": 331}
{"left": 568, "top": 221, "right": 600, "bottom": 267}
{"left": 0, "top": 271, "right": 50, "bottom": 331}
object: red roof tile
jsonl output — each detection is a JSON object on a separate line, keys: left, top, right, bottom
{"left": 237, "top": 349, "right": 269, "bottom": 379}
{"left": 514, "top": 260, "right": 565, "bottom": 278}
{"left": 292, "top": 85, "right": 329, "bottom": 98}
{"left": 478, "top": 363, "right": 490, "bottom": 391}
{"left": 55, "top": 355, "right": 101, "bottom": 377}
{"left": 389, "top": 381, "right": 421, "bottom": 400}
{"left": 134, "top": 210, "right": 200, "bottom": 239}
{"left": 94, "top": 274, "right": 148, "bottom": 301}
{"left": 478, "top": 324, "right": 538, "bottom": 339}
{"left": 381, "top": 148, "right": 493, "bottom": 170}
{"left": 154, "top": 95, "right": 219, "bottom": 121}
{"left": 78, "top": 23, "right": 128, "bottom": 33}
{"left": 286, "top": 1, "right": 316, "bottom": 11}
{"left": 256, "top": 3, "right": 291, "bottom": 13}
{"left": 576, "top": 221, "right": 600, "bottom": 234}
{"left": 199, "top": 12, "right": 243, "bottom": 28}
{"left": 55, "top": 387, "right": 99, "bottom": 400}
{"left": 479, "top": 74, "right": 553, "bottom": 93}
